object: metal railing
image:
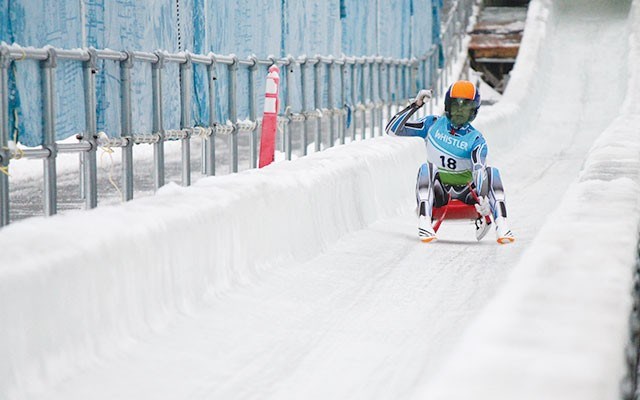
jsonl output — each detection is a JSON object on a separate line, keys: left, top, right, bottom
{"left": 0, "top": 0, "right": 475, "bottom": 227}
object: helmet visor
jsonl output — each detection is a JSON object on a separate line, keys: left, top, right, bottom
{"left": 450, "top": 98, "right": 476, "bottom": 126}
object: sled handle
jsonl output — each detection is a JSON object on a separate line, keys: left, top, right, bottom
{"left": 432, "top": 194, "right": 452, "bottom": 233}
{"left": 468, "top": 183, "right": 492, "bottom": 225}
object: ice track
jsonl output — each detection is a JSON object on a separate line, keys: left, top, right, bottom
{"left": 1, "top": 1, "right": 639, "bottom": 399}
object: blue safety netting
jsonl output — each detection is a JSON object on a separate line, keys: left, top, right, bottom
{"left": 0, "top": 0, "right": 441, "bottom": 147}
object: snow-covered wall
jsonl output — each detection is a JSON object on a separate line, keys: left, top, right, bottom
{"left": 0, "top": 136, "right": 426, "bottom": 399}
{"left": 0, "top": 0, "right": 437, "bottom": 146}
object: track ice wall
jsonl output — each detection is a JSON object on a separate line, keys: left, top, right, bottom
{"left": 0, "top": 136, "right": 426, "bottom": 399}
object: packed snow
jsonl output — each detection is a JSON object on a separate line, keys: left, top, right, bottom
{"left": 1, "top": 0, "right": 640, "bottom": 399}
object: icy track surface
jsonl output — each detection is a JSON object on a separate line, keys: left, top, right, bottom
{"left": 2, "top": 0, "right": 640, "bottom": 399}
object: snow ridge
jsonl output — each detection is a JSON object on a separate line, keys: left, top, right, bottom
{"left": 0, "top": 137, "right": 425, "bottom": 399}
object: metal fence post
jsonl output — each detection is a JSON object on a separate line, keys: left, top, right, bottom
{"left": 439, "top": 54, "right": 445, "bottom": 97}
{"left": 152, "top": 51, "right": 165, "bottom": 190}
{"left": 327, "top": 58, "right": 335, "bottom": 148}
{"left": 300, "top": 57, "right": 309, "bottom": 155}
{"left": 42, "top": 47, "right": 58, "bottom": 216}
{"left": 402, "top": 63, "right": 408, "bottom": 104}
{"left": 429, "top": 48, "right": 436, "bottom": 114}
{"left": 404, "top": 61, "right": 414, "bottom": 99}
{"left": 398, "top": 62, "right": 404, "bottom": 112}
{"left": 400, "top": 63, "right": 406, "bottom": 107}
{"left": 416, "top": 58, "right": 423, "bottom": 118}
{"left": 205, "top": 54, "right": 217, "bottom": 176}
{"left": 377, "top": 59, "right": 383, "bottom": 135}
{"left": 179, "top": 52, "right": 192, "bottom": 186}
{"left": 284, "top": 56, "right": 294, "bottom": 160}
{"left": 0, "top": 46, "right": 10, "bottom": 226}
{"left": 82, "top": 48, "right": 99, "bottom": 209}
{"left": 369, "top": 59, "right": 375, "bottom": 138}
{"left": 392, "top": 62, "right": 399, "bottom": 116}
{"left": 313, "top": 56, "right": 322, "bottom": 152}
{"left": 385, "top": 60, "right": 391, "bottom": 127}
{"left": 359, "top": 61, "right": 366, "bottom": 140}
{"left": 248, "top": 55, "right": 258, "bottom": 168}
{"left": 411, "top": 59, "right": 418, "bottom": 115}
{"left": 228, "top": 55, "right": 239, "bottom": 173}
{"left": 350, "top": 61, "right": 357, "bottom": 141}
{"left": 120, "top": 51, "right": 134, "bottom": 200}
{"left": 339, "top": 58, "right": 346, "bottom": 145}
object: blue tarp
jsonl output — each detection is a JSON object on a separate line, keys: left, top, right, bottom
{"left": 0, "top": 0, "right": 441, "bottom": 146}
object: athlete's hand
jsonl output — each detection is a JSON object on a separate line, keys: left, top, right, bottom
{"left": 413, "top": 89, "right": 433, "bottom": 108}
{"left": 474, "top": 196, "right": 491, "bottom": 217}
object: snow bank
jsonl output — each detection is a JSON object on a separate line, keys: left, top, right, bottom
{"left": 418, "top": 1, "right": 640, "bottom": 399}
{"left": 0, "top": 137, "right": 425, "bottom": 399}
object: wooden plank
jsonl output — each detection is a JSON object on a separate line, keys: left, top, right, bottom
{"left": 468, "top": 6, "right": 526, "bottom": 60}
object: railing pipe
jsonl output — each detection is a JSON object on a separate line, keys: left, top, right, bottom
{"left": 205, "top": 54, "right": 217, "bottom": 176}
{"left": 377, "top": 60, "right": 383, "bottom": 136}
{"left": 391, "top": 63, "right": 398, "bottom": 114}
{"left": 418, "top": 59, "right": 424, "bottom": 117}
{"left": 120, "top": 51, "right": 134, "bottom": 200}
{"left": 398, "top": 62, "right": 402, "bottom": 110}
{"left": 300, "top": 58, "right": 309, "bottom": 155}
{"left": 56, "top": 48, "right": 90, "bottom": 61}
{"left": 359, "top": 62, "right": 366, "bottom": 140}
{"left": 228, "top": 55, "right": 239, "bottom": 173}
{"left": 95, "top": 48, "right": 127, "bottom": 61}
{"left": 248, "top": 56, "right": 259, "bottom": 168}
{"left": 0, "top": 46, "right": 10, "bottom": 225}
{"left": 81, "top": 48, "right": 99, "bottom": 209}
{"left": 412, "top": 59, "right": 419, "bottom": 99}
{"left": 18, "top": 148, "right": 52, "bottom": 159}
{"left": 131, "top": 51, "right": 159, "bottom": 63}
{"left": 399, "top": 64, "right": 408, "bottom": 107}
{"left": 339, "top": 58, "right": 346, "bottom": 145}
{"left": 151, "top": 50, "right": 166, "bottom": 190}
{"left": 41, "top": 47, "right": 58, "bottom": 216}
{"left": 313, "top": 55, "right": 322, "bottom": 152}
{"left": 189, "top": 53, "right": 210, "bottom": 65}
{"left": 401, "top": 64, "right": 408, "bottom": 105}
{"left": 6, "top": 45, "right": 48, "bottom": 60}
{"left": 164, "top": 52, "right": 188, "bottom": 64}
{"left": 58, "top": 142, "right": 92, "bottom": 153}
{"left": 385, "top": 61, "right": 391, "bottom": 127}
{"left": 327, "top": 58, "right": 335, "bottom": 147}
{"left": 429, "top": 47, "right": 437, "bottom": 114}
{"left": 284, "top": 56, "right": 294, "bottom": 160}
{"left": 369, "top": 59, "right": 375, "bottom": 138}
{"left": 179, "top": 53, "right": 192, "bottom": 186}
{"left": 350, "top": 62, "right": 357, "bottom": 141}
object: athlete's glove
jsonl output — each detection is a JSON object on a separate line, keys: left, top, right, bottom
{"left": 412, "top": 89, "right": 433, "bottom": 108}
{"left": 474, "top": 196, "right": 491, "bottom": 217}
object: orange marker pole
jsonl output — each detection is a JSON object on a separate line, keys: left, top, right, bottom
{"left": 258, "top": 65, "right": 280, "bottom": 168}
